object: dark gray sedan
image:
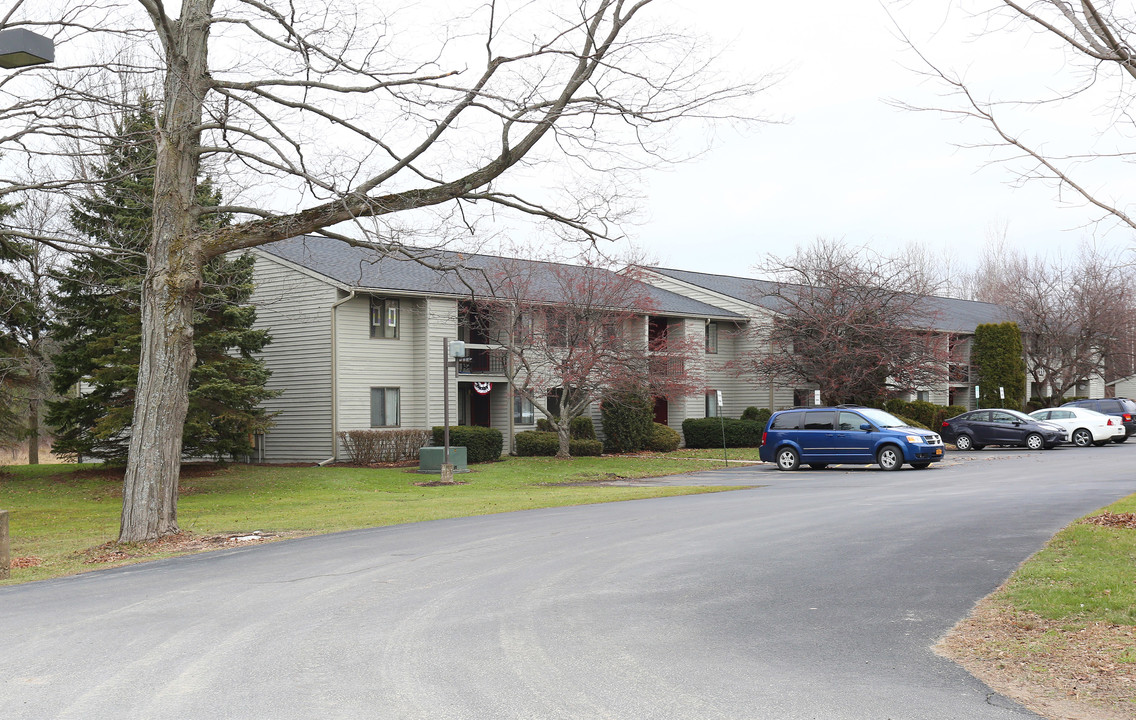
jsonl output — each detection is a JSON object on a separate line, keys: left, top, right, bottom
{"left": 940, "top": 408, "right": 1065, "bottom": 450}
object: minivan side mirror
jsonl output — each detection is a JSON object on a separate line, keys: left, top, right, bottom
{"left": 860, "top": 423, "right": 872, "bottom": 432}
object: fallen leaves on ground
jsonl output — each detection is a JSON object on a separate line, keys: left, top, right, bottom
{"left": 936, "top": 597, "right": 1136, "bottom": 720}
{"left": 82, "top": 530, "right": 283, "bottom": 564}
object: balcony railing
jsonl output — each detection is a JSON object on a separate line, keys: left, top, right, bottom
{"left": 948, "top": 362, "right": 970, "bottom": 383}
{"left": 649, "top": 354, "right": 685, "bottom": 377}
{"left": 456, "top": 348, "right": 508, "bottom": 375}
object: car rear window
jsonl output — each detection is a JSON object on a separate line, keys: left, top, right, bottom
{"left": 1120, "top": 399, "right": 1136, "bottom": 413}
{"left": 770, "top": 412, "right": 801, "bottom": 430}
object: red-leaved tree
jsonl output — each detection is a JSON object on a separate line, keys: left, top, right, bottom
{"left": 467, "top": 252, "right": 702, "bottom": 458}
{"left": 730, "top": 239, "right": 947, "bottom": 406}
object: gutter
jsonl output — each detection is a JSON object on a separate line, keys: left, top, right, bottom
{"left": 318, "top": 289, "right": 357, "bottom": 466}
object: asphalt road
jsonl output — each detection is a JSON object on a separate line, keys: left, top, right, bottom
{"left": 3, "top": 445, "right": 1135, "bottom": 719}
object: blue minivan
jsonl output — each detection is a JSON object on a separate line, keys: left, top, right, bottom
{"left": 759, "top": 406, "right": 945, "bottom": 471}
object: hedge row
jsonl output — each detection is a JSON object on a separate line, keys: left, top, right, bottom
{"left": 515, "top": 431, "right": 603, "bottom": 457}
{"left": 430, "top": 426, "right": 504, "bottom": 464}
{"left": 681, "top": 417, "right": 764, "bottom": 448}
{"left": 536, "top": 416, "right": 597, "bottom": 440}
{"left": 883, "top": 399, "right": 966, "bottom": 430}
{"left": 339, "top": 429, "right": 432, "bottom": 464}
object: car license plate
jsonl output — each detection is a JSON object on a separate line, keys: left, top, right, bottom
{"left": 935, "top": 448, "right": 942, "bottom": 455}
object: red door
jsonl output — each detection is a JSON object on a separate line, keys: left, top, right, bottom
{"left": 653, "top": 397, "right": 668, "bottom": 425}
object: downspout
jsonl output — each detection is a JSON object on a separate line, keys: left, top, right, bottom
{"left": 318, "top": 289, "right": 357, "bottom": 466}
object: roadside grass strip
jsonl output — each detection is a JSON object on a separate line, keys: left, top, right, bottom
{"left": 938, "top": 492, "right": 1136, "bottom": 719}
{"left": 0, "top": 456, "right": 739, "bottom": 585}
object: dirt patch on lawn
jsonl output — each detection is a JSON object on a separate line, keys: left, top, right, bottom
{"left": 81, "top": 530, "right": 295, "bottom": 565}
{"left": 936, "top": 597, "right": 1136, "bottom": 720}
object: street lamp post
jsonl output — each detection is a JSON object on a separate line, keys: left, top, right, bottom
{"left": 0, "top": 28, "right": 54, "bottom": 69}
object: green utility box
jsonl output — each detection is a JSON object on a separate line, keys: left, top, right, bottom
{"left": 418, "top": 446, "right": 468, "bottom": 473}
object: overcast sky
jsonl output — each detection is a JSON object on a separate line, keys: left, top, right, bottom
{"left": 626, "top": 0, "right": 1136, "bottom": 278}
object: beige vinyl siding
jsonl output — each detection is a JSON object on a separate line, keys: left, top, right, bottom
{"left": 334, "top": 295, "right": 460, "bottom": 455}
{"left": 639, "top": 271, "right": 757, "bottom": 316}
{"left": 249, "top": 253, "right": 336, "bottom": 462}
{"left": 336, "top": 295, "right": 427, "bottom": 436}
{"left": 424, "top": 299, "right": 460, "bottom": 430}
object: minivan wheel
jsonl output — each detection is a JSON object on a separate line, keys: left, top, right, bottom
{"left": 954, "top": 434, "right": 973, "bottom": 451}
{"left": 1071, "top": 428, "right": 1093, "bottom": 447}
{"left": 1025, "top": 432, "right": 1044, "bottom": 450}
{"left": 776, "top": 447, "right": 800, "bottom": 471}
{"left": 877, "top": 445, "right": 902, "bottom": 471}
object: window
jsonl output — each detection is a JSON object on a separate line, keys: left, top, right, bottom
{"left": 705, "top": 322, "right": 718, "bottom": 354}
{"left": 705, "top": 391, "right": 721, "bottom": 417}
{"left": 370, "top": 387, "right": 400, "bottom": 426}
{"left": 838, "top": 412, "right": 863, "bottom": 431}
{"left": 916, "top": 390, "right": 929, "bottom": 402}
{"left": 803, "top": 411, "right": 834, "bottom": 430}
{"left": 370, "top": 297, "right": 400, "bottom": 339}
{"left": 514, "top": 395, "right": 535, "bottom": 425}
{"left": 770, "top": 412, "right": 801, "bottom": 430}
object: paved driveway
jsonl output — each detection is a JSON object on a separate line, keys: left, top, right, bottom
{"left": 2, "top": 444, "right": 1134, "bottom": 719}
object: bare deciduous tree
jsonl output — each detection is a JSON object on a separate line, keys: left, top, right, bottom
{"left": 972, "top": 239, "right": 1134, "bottom": 401}
{"left": 0, "top": 0, "right": 771, "bottom": 541}
{"left": 468, "top": 250, "right": 702, "bottom": 458}
{"left": 730, "top": 238, "right": 947, "bottom": 406}
{"left": 893, "top": 0, "right": 1136, "bottom": 234}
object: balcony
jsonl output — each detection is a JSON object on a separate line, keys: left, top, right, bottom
{"left": 948, "top": 362, "right": 970, "bottom": 383}
{"left": 456, "top": 347, "right": 508, "bottom": 375}
{"left": 649, "top": 354, "right": 685, "bottom": 377}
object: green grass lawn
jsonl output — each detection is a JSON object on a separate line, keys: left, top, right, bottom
{"left": 997, "top": 493, "right": 1136, "bottom": 626}
{"left": 0, "top": 455, "right": 749, "bottom": 585}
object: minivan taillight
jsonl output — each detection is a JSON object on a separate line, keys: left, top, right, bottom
{"left": 941, "top": 421, "right": 949, "bottom": 428}
{"left": 761, "top": 431, "right": 767, "bottom": 445}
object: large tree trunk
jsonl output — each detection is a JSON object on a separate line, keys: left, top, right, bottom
{"left": 118, "top": 2, "right": 209, "bottom": 544}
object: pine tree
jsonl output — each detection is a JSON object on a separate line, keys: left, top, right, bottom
{"left": 47, "top": 102, "right": 277, "bottom": 462}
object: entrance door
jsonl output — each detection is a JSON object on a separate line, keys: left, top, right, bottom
{"left": 653, "top": 397, "right": 669, "bottom": 425}
{"left": 469, "top": 388, "right": 492, "bottom": 427}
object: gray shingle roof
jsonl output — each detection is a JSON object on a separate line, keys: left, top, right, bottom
{"left": 259, "top": 235, "right": 743, "bottom": 319}
{"left": 645, "top": 266, "right": 1011, "bottom": 334}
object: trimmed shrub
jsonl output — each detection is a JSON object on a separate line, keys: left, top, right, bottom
{"left": 600, "top": 389, "right": 654, "bottom": 452}
{"left": 681, "top": 418, "right": 764, "bottom": 448}
{"left": 884, "top": 400, "right": 967, "bottom": 432}
{"left": 535, "top": 416, "right": 596, "bottom": 440}
{"left": 741, "top": 406, "right": 773, "bottom": 427}
{"left": 973, "top": 322, "right": 1027, "bottom": 409}
{"left": 570, "top": 416, "right": 597, "bottom": 440}
{"left": 339, "top": 429, "right": 432, "bottom": 464}
{"left": 515, "top": 430, "right": 559, "bottom": 456}
{"left": 514, "top": 430, "right": 603, "bottom": 457}
{"left": 430, "top": 426, "right": 503, "bottom": 463}
{"left": 570, "top": 438, "right": 603, "bottom": 456}
{"left": 646, "top": 423, "right": 680, "bottom": 452}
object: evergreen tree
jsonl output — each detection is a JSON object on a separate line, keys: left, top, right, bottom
{"left": 0, "top": 201, "right": 28, "bottom": 447}
{"left": 972, "top": 322, "right": 1027, "bottom": 410}
{"left": 48, "top": 102, "right": 277, "bottom": 462}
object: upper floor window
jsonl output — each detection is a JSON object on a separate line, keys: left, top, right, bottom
{"left": 370, "top": 297, "right": 400, "bottom": 339}
{"left": 705, "top": 322, "right": 719, "bottom": 354}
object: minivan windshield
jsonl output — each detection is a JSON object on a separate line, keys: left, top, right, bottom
{"left": 857, "top": 409, "right": 907, "bottom": 428}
